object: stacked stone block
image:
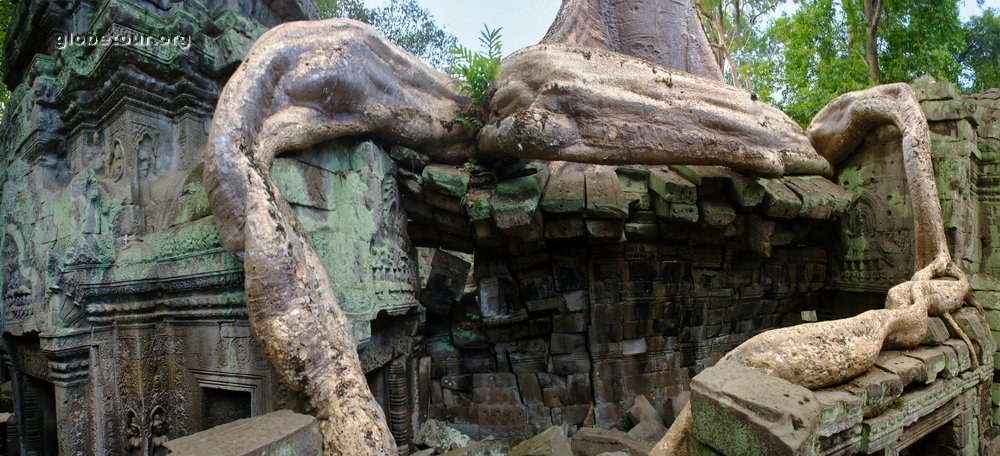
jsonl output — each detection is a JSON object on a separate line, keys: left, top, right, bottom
{"left": 400, "top": 156, "right": 847, "bottom": 440}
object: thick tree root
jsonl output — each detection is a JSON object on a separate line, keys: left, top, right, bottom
{"left": 480, "top": 44, "right": 832, "bottom": 177}
{"left": 204, "top": 19, "right": 475, "bottom": 455}
{"left": 653, "top": 83, "right": 979, "bottom": 455}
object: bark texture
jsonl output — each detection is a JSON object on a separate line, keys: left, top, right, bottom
{"left": 541, "top": 0, "right": 725, "bottom": 82}
{"left": 204, "top": 19, "right": 475, "bottom": 455}
{"left": 480, "top": 44, "right": 831, "bottom": 177}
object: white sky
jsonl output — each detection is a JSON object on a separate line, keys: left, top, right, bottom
{"left": 363, "top": 0, "right": 999, "bottom": 57}
{"left": 363, "top": 0, "right": 561, "bottom": 56}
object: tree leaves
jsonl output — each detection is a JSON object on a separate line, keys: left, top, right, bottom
{"left": 738, "top": 0, "right": 970, "bottom": 126}
{"left": 315, "top": 0, "right": 457, "bottom": 70}
{"left": 961, "top": 8, "right": 1000, "bottom": 92}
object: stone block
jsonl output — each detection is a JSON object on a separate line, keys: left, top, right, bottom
{"left": 876, "top": 351, "right": 929, "bottom": 387}
{"left": 913, "top": 75, "right": 960, "bottom": 101}
{"left": 441, "top": 375, "right": 472, "bottom": 392}
{"left": 541, "top": 170, "right": 586, "bottom": 214}
{"left": 621, "top": 338, "right": 648, "bottom": 356}
{"left": 727, "top": 173, "right": 766, "bottom": 209}
{"left": 551, "top": 333, "right": 587, "bottom": 355}
{"left": 552, "top": 353, "right": 591, "bottom": 375}
{"left": 652, "top": 196, "right": 699, "bottom": 223}
{"left": 389, "top": 145, "right": 429, "bottom": 171}
{"left": 925, "top": 317, "right": 952, "bottom": 345}
{"left": 627, "top": 394, "right": 664, "bottom": 427}
{"left": 567, "top": 373, "right": 594, "bottom": 404}
{"left": 439, "top": 438, "right": 508, "bottom": 456}
{"left": 426, "top": 190, "right": 464, "bottom": 213}
{"left": 953, "top": 307, "right": 997, "bottom": 361}
{"left": 518, "top": 374, "right": 544, "bottom": 405}
{"left": 940, "top": 340, "right": 972, "bottom": 375}
{"left": 741, "top": 215, "right": 775, "bottom": 257}
{"left": 162, "top": 410, "right": 321, "bottom": 456}
{"left": 585, "top": 169, "right": 629, "bottom": 219}
{"left": 553, "top": 313, "right": 588, "bottom": 333}
{"left": 647, "top": 168, "right": 696, "bottom": 204}
{"left": 452, "top": 323, "right": 487, "bottom": 349}
{"left": 510, "top": 426, "right": 573, "bottom": 456}
{"left": 757, "top": 178, "right": 803, "bottom": 219}
{"left": 564, "top": 290, "right": 588, "bottom": 312}
{"left": 844, "top": 366, "right": 904, "bottom": 418}
{"left": 563, "top": 404, "right": 592, "bottom": 425}
{"left": 697, "top": 200, "right": 736, "bottom": 228}
{"left": 415, "top": 419, "right": 474, "bottom": 453}
{"left": 627, "top": 420, "right": 667, "bottom": 444}
{"left": 625, "top": 222, "right": 659, "bottom": 241}
{"left": 905, "top": 346, "right": 949, "bottom": 383}
{"left": 473, "top": 373, "right": 517, "bottom": 389}
{"left": 492, "top": 172, "right": 545, "bottom": 230}
{"left": 435, "top": 209, "right": 473, "bottom": 235}
{"left": 544, "top": 217, "right": 586, "bottom": 239}
{"left": 422, "top": 163, "right": 470, "bottom": 197}
{"left": 814, "top": 390, "right": 863, "bottom": 439}
{"left": 922, "top": 99, "right": 979, "bottom": 122}
{"left": 570, "top": 428, "right": 653, "bottom": 456}
{"left": 586, "top": 219, "right": 625, "bottom": 241}
{"left": 690, "top": 361, "right": 822, "bottom": 456}
{"left": 526, "top": 296, "right": 565, "bottom": 314}
{"left": 477, "top": 404, "right": 528, "bottom": 428}
{"left": 782, "top": 175, "right": 853, "bottom": 219}
{"left": 985, "top": 310, "right": 1000, "bottom": 331}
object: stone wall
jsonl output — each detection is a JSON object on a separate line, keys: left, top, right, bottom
{"left": 403, "top": 159, "right": 852, "bottom": 443}
{"left": 421, "top": 243, "right": 826, "bottom": 442}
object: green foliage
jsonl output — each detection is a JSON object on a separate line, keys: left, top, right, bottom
{"left": 878, "top": 0, "right": 964, "bottom": 84}
{"left": 961, "top": 8, "right": 1000, "bottom": 91}
{"left": 0, "top": 0, "right": 14, "bottom": 108}
{"left": 315, "top": 0, "right": 457, "bottom": 70}
{"left": 748, "top": 0, "right": 968, "bottom": 126}
{"left": 768, "top": 0, "right": 871, "bottom": 125}
{"left": 447, "top": 25, "right": 502, "bottom": 117}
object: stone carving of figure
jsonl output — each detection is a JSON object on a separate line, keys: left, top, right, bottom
{"left": 149, "top": 406, "right": 169, "bottom": 456}
{"left": 125, "top": 410, "right": 142, "bottom": 456}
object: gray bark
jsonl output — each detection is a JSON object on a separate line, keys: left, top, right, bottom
{"left": 204, "top": 19, "right": 474, "bottom": 456}
{"left": 541, "top": 0, "right": 725, "bottom": 82}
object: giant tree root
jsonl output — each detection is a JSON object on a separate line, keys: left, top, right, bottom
{"left": 652, "top": 83, "right": 978, "bottom": 455}
{"left": 204, "top": 19, "right": 476, "bottom": 456}
{"left": 479, "top": 44, "right": 832, "bottom": 177}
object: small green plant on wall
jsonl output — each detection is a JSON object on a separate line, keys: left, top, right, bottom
{"left": 447, "top": 25, "right": 502, "bottom": 129}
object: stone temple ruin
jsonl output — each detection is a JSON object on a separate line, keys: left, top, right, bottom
{"left": 0, "top": 0, "right": 1000, "bottom": 455}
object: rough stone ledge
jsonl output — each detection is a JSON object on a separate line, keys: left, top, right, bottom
{"left": 397, "top": 159, "right": 852, "bottom": 256}
{"left": 162, "top": 409, "right": 321, "bottom": 456}
{"left": 690, "top": 339, "right": 990, "bottom": 456}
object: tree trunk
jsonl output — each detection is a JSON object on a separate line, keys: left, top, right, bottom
{"left": 864, "top": 0, "right": 883, "bottom": 83}
{"left": 541, "top": 0, "right": 725, "bottom": 82}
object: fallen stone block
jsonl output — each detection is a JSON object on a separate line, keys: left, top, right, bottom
{"left": 689, "top": 361, "right": 822, "bottom": 456}
{"left": 627, "top": 394, "right": 663, "bottom": 427}
{"left": 627, "top": 420, "right": 667, "bottom": 443}
{"left": 440, "top": 438, "right": 508, "bottom": 456}
{"left": 570, "top": 428, "right": 653, "bottom": 456}
{"left": 162, "top": 410, "right": 321, "bottom": 456}
{"left": 509, "top": 426, "right": 573, "bottom": 456}
{"left": 414, "top": 419, "right": 472, "bottom": 453}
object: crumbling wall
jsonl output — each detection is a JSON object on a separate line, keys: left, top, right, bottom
{"left": 404, "top": 160, "right": 850, "bottom": 442}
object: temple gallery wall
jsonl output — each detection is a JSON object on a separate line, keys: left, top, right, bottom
{"left": 0, "top": 0, "right": 999, "bottom": 455}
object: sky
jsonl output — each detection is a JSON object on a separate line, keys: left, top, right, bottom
{"left": 362, "top": 0, "right": 999, "bottom": 57}
{"left": 363, "top": 0, "right": 562, "bottom": 56}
